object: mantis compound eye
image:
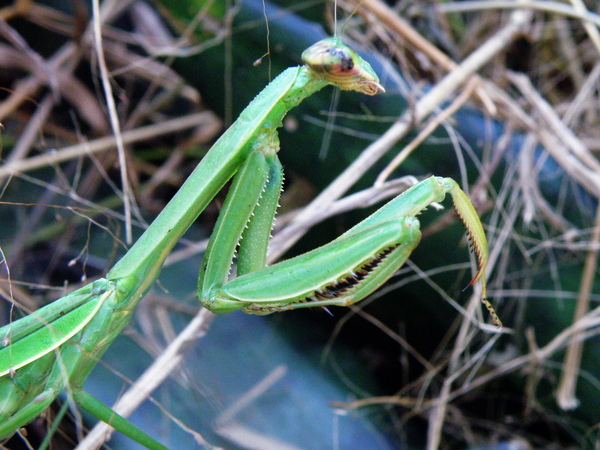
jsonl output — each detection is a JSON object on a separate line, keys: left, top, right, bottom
{"left": 302, "top": 37, "right": 385, "bottom": 96}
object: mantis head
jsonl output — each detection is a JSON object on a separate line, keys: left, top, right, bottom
{"left": 301, "top": 37, "right": 385, "bottom": 95}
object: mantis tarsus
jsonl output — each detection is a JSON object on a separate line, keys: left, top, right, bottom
{"left": 0, "top": 37, "right": 500, "bottom": 448}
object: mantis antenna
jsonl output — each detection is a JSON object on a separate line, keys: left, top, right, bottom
{"left": 334, "top": 0, "right": 338, "bottom": 36}
{"left": 335, "top": 0, "right": 365, "bottom": 37}
{"left": 255, "top": 0, "right": 272, "bottom": 78}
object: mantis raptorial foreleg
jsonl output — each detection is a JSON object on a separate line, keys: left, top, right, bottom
{"left": 199, "top": 173, "right": 500, "bottom": 328}
{"left": 0, "top": 36, "right": 499, "bottom": 449}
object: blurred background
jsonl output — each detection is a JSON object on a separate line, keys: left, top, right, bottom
{"left": 1, "top": 0, "right": 599, "bottom": 448}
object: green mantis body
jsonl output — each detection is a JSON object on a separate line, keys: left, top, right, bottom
{"left": 0, "top": 37, "right": 497, "bottom": 448}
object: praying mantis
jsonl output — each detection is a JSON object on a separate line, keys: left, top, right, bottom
{"left": 0, "top": 37, "right": 500, "bottom": 448}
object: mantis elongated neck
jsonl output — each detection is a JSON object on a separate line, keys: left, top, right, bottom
{"left": 107, "top": 66, "right": 327, "bottom": 290}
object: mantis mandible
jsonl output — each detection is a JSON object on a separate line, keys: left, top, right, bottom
{"left": 0, "top": 37, "right": 500, "bottom": 448}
